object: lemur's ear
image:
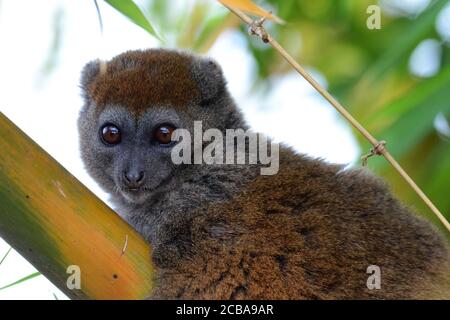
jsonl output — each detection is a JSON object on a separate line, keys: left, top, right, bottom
{"left": 191, "top": 57, "right": 227, "bottom": 104}
{"left": 80, "top": 59, "right": 101, "bottom": 100}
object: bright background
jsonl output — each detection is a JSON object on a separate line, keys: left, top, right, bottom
{"left": 0, "top": 0, "right": 449, "bottom": 299}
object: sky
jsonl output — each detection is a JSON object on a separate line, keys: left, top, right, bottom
{"left": 1, "top": 0, "right": 444, "bottom": 299}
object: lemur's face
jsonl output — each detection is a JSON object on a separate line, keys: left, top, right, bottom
{"left": 87, "top": 106, "right": 187, "bottom": 204}
{"left": 78, "top": 49, "right": 227, "bottom": 204}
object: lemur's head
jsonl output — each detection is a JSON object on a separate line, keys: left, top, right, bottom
{"left": 78, "top": 49, "right": 241, "bottom": 204}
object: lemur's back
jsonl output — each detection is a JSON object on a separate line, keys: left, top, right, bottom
{"left": 152, "top": 148, "right": 450, "bottom": 299}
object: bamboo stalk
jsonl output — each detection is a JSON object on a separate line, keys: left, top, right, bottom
{"left": 0, "top": 112, "right": 153, "bottom": 299}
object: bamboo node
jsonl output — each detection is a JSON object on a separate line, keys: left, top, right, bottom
{"left": 248, "top": 16, "right": 270, "bottom": 43}
{"left": 362, "top": 141, "right": 387, "bottom": 166}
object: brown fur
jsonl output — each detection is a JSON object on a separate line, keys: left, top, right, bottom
{"left": 88, "top": 50, "right": 200, "bottom": 114}
{"left": 151, "top": 149, "right": 450, "bottom": 299}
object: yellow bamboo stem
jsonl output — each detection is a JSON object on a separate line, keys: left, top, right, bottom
{"left": 0, "top": 112, "right": 153, "bottom": 299}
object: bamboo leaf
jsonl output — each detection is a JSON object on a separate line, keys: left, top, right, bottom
{"left": 360, "top": 0, "right": 447, "bottom": 83}
{"left": 218, "top": 0, "right": 284, "bottom": 23}
{"left": 0, "top": 272, "right": 41, "bottom": 291}
{"left": 105, "top": 0, "right": 162, "bottom": 41}
{"left": 40, "top": 7, "right": 64, "bottom": 77}
{"left": 425, "top": 145, "right": 450, "bottom": 213}
{"left": 193, "top": 11, "right": 231, "bottom": 52}
{"left": 369, "top": 66, "right": 450, "bottom": 127}
{"left": 369, "top": 70, "right": 450, "bottom": 161}
{"left": 0, "top": 247, "right": 12, "bottom": 266}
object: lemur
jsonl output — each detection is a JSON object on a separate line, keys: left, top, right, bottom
{"left": 78, "top": 49, "right": 450, "bottom": 299}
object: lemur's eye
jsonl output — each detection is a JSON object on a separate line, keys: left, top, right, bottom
{"left": 100, "top": 124, "right": 121, "bottom": 145}
{"left": 153, "top": 125, "right": 175, "bottom": 145}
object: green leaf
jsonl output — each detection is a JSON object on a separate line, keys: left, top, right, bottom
{"left": 193, "top": 11, "right": 230, "bottom": 52}
{"left": 40, "top": 7, "right": 65, "bottom": 76}
{"left": 425, "top": 144, "right": 450, "bottom": 214}
{"left": 361, "top": 0, "right": 448, "bottom": 82}
{"left": 368, "top": 67, "right": 450, "bottom": 166}
{"left": 105, "top": 0, "right": 162, "bottom": 41}
{"left": 370, "top": 66, "right": 450, "bottom": 127}
{"left": 0, "top": 272, "right": 41, "bottom": 291}
{"left": 0, "top": 247, "right": 12, "bottom": 266}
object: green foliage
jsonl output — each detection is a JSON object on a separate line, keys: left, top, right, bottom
{"left": 105, "top": 0, "right": 162, "bottom": 41}
{"left": 0, "top": 272, "right": 41, "bottom": 291}
{"left": 0, "top": 247, "right": 12, "bottom": 266}
{"left": 40, "top": 6, "right": 64, "bottom": 78}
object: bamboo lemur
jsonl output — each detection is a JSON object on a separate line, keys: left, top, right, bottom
{"left": 78, "top": 49, "right": 450, "bottom": 299}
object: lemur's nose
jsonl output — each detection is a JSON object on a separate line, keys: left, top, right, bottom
{"left": 123, "top": 170, "right": 145, "bottom": 189}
